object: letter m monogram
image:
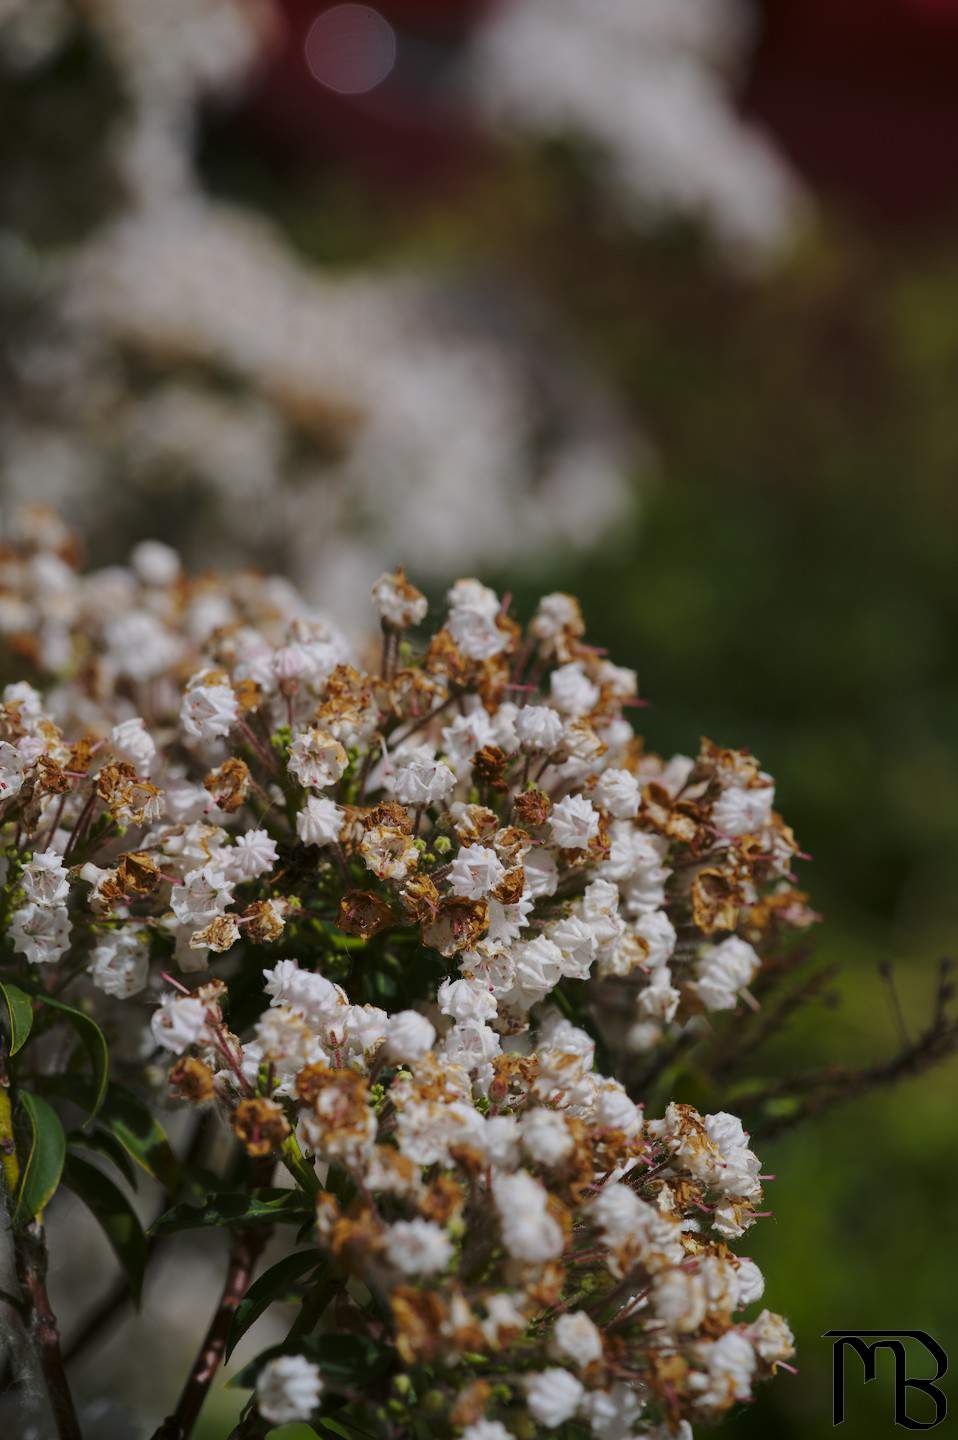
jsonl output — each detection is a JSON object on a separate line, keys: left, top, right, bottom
{"left": 823, "top": 1331, "right": 948, "bottom": 1429}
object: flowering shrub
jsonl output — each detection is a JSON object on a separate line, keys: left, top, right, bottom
{"left": 0, "top": 511, "right": 810, "bottom": 1440}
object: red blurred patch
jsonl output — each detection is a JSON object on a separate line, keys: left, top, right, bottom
{"left": 744, "top": 0, "right": 958, "bottom": 223}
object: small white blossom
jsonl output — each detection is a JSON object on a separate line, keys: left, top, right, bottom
{"left": 593, "top": 767, "right": 640, "bottom": 818}
{"left": 150, "top": 996, "right": 208, "bottom": 1054}
{"left": 296, "top": 795, "right": 344, "bottom": 846}
{"left": 515, "top": 705, "right": 564, "bottom": 753}
{"left": 383, "top": 1010, "right": 436, "bottom": 1062}
{"left": 256, "top": 1355, "right": 323, "bottom": 1425}
{"left": 520, "top": 1108, "right": 573, "bottom": 1166}
{"left": 180, "top": 675, "right": 238, "bottom": 742}
{"left": 551, "top": 1311, "right": 603, "bottom": 1368}
{"left": 288, "top": 728, "right": 348, "bottom": 790}
{"left": 386, "top": 1218, "right": 454, "bottom": 1276}
{"left": 550, "top": 663, "right": 599, "bottom": 716}
{"left": 10, "top": 902, "right": 71, "bottom": 965}
{"left": 0, "top": 740, "right": 26, "bottom": 799}
{"left": 89, "top": 932, "right": 150, "bottom": 998}
{"left": 550, "top": 793, "right": 599, "bottom": 849}
{"left": 21, "top": 849, "right": 69, "bottom": 906}
{"left": 525, "top": 1369, "right": 584, "bottom": 1428}
{"left": 111, "top": 716, "right": 156, "bottom": 774}
{"left": 448, "top": 843, "right": 505, "bottom": 900}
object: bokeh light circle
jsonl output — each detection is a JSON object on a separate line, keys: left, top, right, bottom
{"left": 304, "top": 5, "right": 398, "bottom": 97}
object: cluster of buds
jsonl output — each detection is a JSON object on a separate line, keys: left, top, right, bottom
{"left": 0, "top": 510, "right": 803, "bottom": 1437}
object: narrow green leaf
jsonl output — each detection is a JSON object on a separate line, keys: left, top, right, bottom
{"left": 151, "top": 1189, "right": 314, "bottom": 1237}
{"left": 68, "top": 1127, "right": 138, "bottom": 1190}
{"left": 35, "top": 1077, "right": 180, "bottom": 1190}
{"left": 38, "top": 996, "right": 108, "bottom": 1120}
{"left": 0, "top": 981, "right": 33, "bottom": 1055}
{"left": 13, "top": 1092, "right": 66, "bottom": 1226}
{"left": 225, "top": 1250, "right": 324, "bottom": 1361}
{"left": 62, "top": 1153, "right": 148, "bottom": 1304}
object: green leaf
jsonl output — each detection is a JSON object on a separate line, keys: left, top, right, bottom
{"left": 101, "top": 1082, "right": 180, "bottom": 1189}
{"left": 62, "top": 1153, "right": 148, "bottom": 1304}
{"left": 232, "top": 1333, "right": 393, "bottom": 1391}
{"left": 37, "top": 996, "right": 108, "bottom": 1121}
{"left": 225, "top": 1250, "right": 325, "bottom": 1361}
{"left": 0, "top": 981, "right": 33, "bottom": 1055}
{"left": 13, "top": 1091, "right": 66, "bottom": 1226}
{"left": 36, "top": 1077, "right": 180, "bottom": 1190}
{"left": 68, "top": 1127, "right": 138, "bottom": 1191}
{"left": 151, "top": 1189, "right": 314, "bottom": 1236}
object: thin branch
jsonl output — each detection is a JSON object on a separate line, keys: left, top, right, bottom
{"left": 12, "top": 1220, "right": 83, "bottom": 1440}
{"left": 150, "top": 1225, "right": 269, "bottom": 1440}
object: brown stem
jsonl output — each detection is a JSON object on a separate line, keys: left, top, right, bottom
{"left": 13, "top": 1220, "right": 83, "bottom": 1440}
{"left": 150, "top": 1226, "right": 268, "bottom": 1440}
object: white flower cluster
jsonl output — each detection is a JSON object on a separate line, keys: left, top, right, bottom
{"left": 470, "top": 0, "right": 804, "bottom": 263}
{"left": 0, "top": 0, "right": 631, "bottom": 620}
{"left": 0, "top": 522, "right": 804, "bottom": 1437}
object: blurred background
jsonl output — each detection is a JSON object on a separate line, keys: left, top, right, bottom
{"left": 2, "top": 1, "right": 957, "bottom": 1436}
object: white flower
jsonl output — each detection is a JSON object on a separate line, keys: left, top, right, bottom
{"left": 512, "top": 936, "right": 564, "bottom": 1003}
{"left": 10, "top": 902, "right": 71, "bottom": 965}
{"left": 654, "top": 1270, "right": 707, "bottom": 1332}
{"left": 442, "top": 709, "right": 496, "bottom": 768}
{"left": 494, "top": 1170, "right": 565, "bottom": 1262}
{"left": 89, "top": 932, "right": 150, "bottom": 998}
{"left": 551, "top": 1311, "right": 603, "bottom": 1368}
{"left": 550, "top": 663, "right": 599, "bottom": 716}
{"left": 523, "top": 848, "right": 558, "bottom": 898}
{"left": 515, "top": 705, "right": 563, "bottom": 753}
{"left": 476, "top": 1115, "right": 518, "bottom": 1171}
{"left": 593, "top": 767, "right": 640, "bottom": 818}
{"left": 111, "top": 717, "right": 156, "bottom": 775}
{"left": 256, "top": 1355, "right": 323, "bottom": 1425}
{"left": 592, "top": 1083, "right": 642, "bottom": 1137}
{"left": 447, "top": 580, "right": 508, "bottom": 660}
{"left": 180, "top": 675, "right": 238, "bottom": 742}
{"left": 385, "top": 1218, "right": 454, "bottom": 1276}
{"left": 171, "top": 864, "right": 234, "bottom": 926}
{"left": 288, "top": 728, "right": 348, "bottom": 790}
{"left": 746, "top": 1309, "right": 794, "bottom": 1363}
{"left": 0, "top": 740, "right": 26, "bottom": 800}
{"left": 531, "top": 592, "right": 583, "bottom": 642}
{"left": 637, "top": 970, "right": 680, "bottom": 1024}
{"left": 633, "top": 909, "right": 677, "bottom": 968}
{"left": 296, "top": 795, "right": 344, "bottom": 846}
{"left": 390, "top": 748, "right": 456, "bottom": 806}
{"left": 691, "top": 1330, "right": 756, "bottom": 1407}
{"left": 548, "top": 913, "right": 597, "bottom": 979}
{"left": 225, "top": 829, "right": 278, "bottom": 881}
{"left": 520, "top": 1108, "right": 573, "bottom": 1166}
{"left": 550, "top": 794, "right": 599, "bottom": 849}
{"left": 448, "top": 843, "right": 505, "bottom": 900}
{"left": 580, "top": 1385, "right": 644, "bottom": 1440}
{"left": 131, "top": 538, "right": 181, "bottom": 586}
{"left": 105, "top": 611, "right": 182, "bottom": 682}
{"left": 524, "top": 1369, "right": 584, "bottom": 1428}
{"left": 150, "top": 996, "right": 208, "bottom": 1054}
{"left": 21, "top": 849, "right": 69, "bottom": 906}
{"left": 4, "top": 682, "right": 44, "bottom": 722}
{"left": 442, "top": 1019, "right": 501, "bottom": 1081}
{"left": 713, "top": 783, "right": 774, "bottom": 837}
{"left": 263, "top": 960, "right": 345, "bottom": 1023}
{"left": 383, "top": 1010, "right": 436, "bottom": 1062}
{"left": 345, "top": 1005, "right": 389, "bottom": 1055}
{"left": 588, "top": 1182, "right": 645, "bottom": 1247}
{"left": 693, "top": 936, "right": 760, "bottom": 1011}
{"left": 734, "top": 1258, "right": 765, "bottom": 1308}
{"left": 462, "top": 1423, "right": 514, "bottom": 1440}
{"left": 437, "top": 976, "right": 497, "bottom": 1024}
{"left": 371, "top": 569, "right": 428, "bottom": 629}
